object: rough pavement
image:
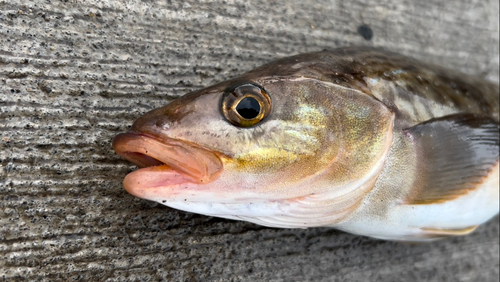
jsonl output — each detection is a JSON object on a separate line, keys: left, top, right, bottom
{"left": 1, "top": 0, "right": 499, "bottom": 281}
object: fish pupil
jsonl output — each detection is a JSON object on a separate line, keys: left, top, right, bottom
{"left": 236, "top": 97, "right": 260, "bottom": 119}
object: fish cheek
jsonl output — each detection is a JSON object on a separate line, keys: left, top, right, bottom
{"left": 223, "top": 80, "right": 343, "bottom": 185}
{"left": 262, "top": 78, "right": 393, "bottom": 188}
{"left": 322, "top": 89, "right": 394, "bottom": 185}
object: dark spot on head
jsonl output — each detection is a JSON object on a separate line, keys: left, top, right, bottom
{"left": 357, "top": 24, "right": 373, "bottom": 41}
{"left": 154, "top": 120, "right": 163, "bottom": 127}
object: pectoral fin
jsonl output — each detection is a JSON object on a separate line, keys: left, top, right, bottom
{"left": 404, "top": 114, "right": 499, "bottom": 204}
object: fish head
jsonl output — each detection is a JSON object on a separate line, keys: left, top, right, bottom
{"left": 113, "top": 54, "right": 394, "bottom": 228}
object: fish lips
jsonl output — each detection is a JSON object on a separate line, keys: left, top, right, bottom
{"left": 112, "top": 132, "right": 224, "bottom": 196}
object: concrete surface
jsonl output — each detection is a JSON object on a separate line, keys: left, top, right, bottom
{"left": 0, "top": 0, "right": 498, "bottom": 281}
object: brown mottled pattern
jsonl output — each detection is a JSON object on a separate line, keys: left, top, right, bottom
{"left": 239, "top": 47, "right": 499, "bottom": 122}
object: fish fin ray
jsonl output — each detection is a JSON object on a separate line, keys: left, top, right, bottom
{"left": 405, "top": 114, "right": 499, "bottom": 204}
{"left": 420, "top": 225, "right": 478, "bottom": 238}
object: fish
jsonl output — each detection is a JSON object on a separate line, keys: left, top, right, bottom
{"left": 112, "top": 46, "right": 499, "bottom": 241}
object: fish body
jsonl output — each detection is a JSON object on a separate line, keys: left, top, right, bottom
{"left": 113, "top": 47, "right": 499, "bottom": 241}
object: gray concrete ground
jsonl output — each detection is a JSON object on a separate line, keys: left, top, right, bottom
{"left": 0, "top": 0, "right": 498, "bottom": 281}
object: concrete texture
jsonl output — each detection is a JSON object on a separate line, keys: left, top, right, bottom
{"left": 0, "top": 0, "right": 498, "bottom": 281}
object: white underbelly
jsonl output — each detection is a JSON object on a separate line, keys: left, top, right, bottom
{"left": 335, "top": 163, "right": 499, "bottom": 241}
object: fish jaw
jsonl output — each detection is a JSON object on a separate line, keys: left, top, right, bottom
{"left": 111, "top": 131, "right": 372, "bottom": 226}
{"left": 112, "top": 132, "right": 224, "bottom": 197}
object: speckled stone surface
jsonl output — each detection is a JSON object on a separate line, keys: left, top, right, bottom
{"left": 0, "top": 0, "right": 498, "bottom": 281}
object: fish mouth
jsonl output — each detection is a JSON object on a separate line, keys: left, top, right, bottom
{"left": 112, "top": 132, "right": 223, "bottom": 196}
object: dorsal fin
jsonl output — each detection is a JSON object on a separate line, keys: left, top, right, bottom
{"left": 404, "top": 114, "right": 499, "bottom": 204}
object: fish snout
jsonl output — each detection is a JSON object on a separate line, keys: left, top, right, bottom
{"left": 130, "top": 91, "right": 201, "bottom": 137}
{"left": 129, "top": 106, "right": 172, "bottom": 136}
{"left": 130, "top": 102, "right": 189, "bottom": 138}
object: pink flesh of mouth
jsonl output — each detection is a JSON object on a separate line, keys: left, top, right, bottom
{"left": 112, "top": 133, "right": 223, "bottom": 197}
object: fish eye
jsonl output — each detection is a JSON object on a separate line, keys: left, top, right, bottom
{"left": 221, "top": 83, "right": 272, "bottom": 128}
{"left": 236, "top": 97, "right": 260, "bottom": 119}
